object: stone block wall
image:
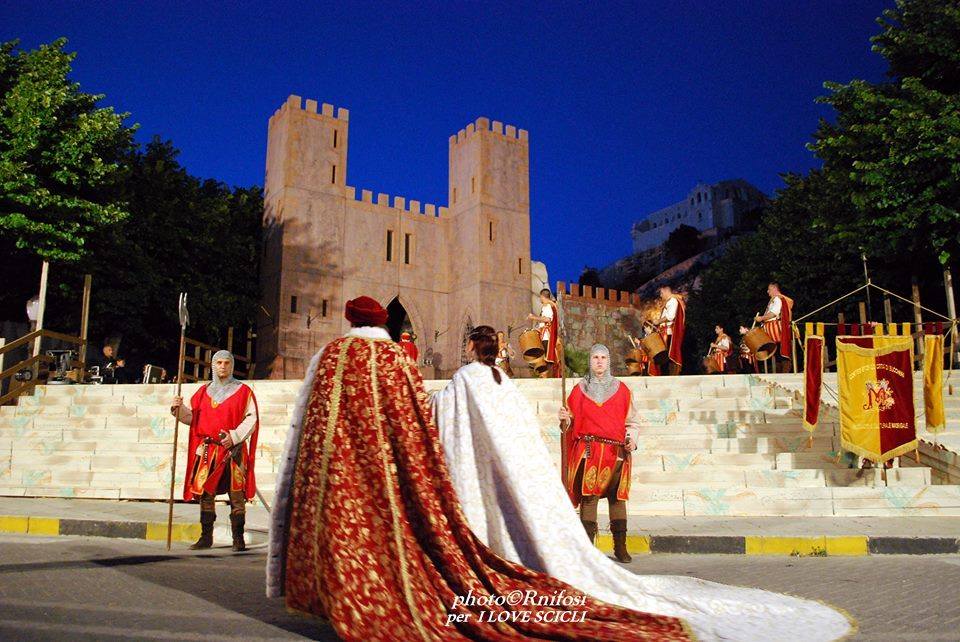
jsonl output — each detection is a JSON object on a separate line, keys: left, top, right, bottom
{"left": 557, "top": 282, "right": 659, "bottom": 376}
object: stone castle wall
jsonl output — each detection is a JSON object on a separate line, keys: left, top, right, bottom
{"left": 258, "top": 96, "right": 534, "bottom": 379}
{"left": 556, "top": 282, "right": 659, "bottom": 376}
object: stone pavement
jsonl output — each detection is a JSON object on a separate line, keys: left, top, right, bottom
{"left": 2, "top": 497, "right": 959, "bottom": 555}
{"left": 0, "top": 534, "right": 957, "bottom": 641}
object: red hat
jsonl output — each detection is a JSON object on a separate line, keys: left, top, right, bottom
{"left": 400, "top": 331, "right": 411, "bottom": 340}
{"left": 345, "top": 296, "right": 388, "bottom": 326}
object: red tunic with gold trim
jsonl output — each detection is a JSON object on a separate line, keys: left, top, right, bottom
{"left": 563, "top": 382, "right": 632, "bottom": 506}
{"left": 182, "top": 383, "right": 259, "bottom": 501}
{"left": 282, "top": 336, "right": 689, "bottom": 641}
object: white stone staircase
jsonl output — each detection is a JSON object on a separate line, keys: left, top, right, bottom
{"left": 0, "top": 374, "right": 958, "bottom": 516}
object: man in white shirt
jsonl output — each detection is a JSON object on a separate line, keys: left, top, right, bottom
{"left": 651, "top": 285, "right": 685, "bottom": 375}
{"left": 754, "top": 282, "right": 795, "bottom": 373}
{"left": 528, "top": 288, "right": 560, "bottom": 377}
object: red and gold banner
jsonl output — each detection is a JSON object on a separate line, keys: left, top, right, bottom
{"left": 924, "top": 334, "right": 945, "bottom": 433}
{"left": 836, "top": 336, "right": 916, "bottom": 464}
{"left": 803, "top": 335, "right": 824, "bottom": 433}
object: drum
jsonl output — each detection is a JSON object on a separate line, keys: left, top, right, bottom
{"left": 744, "top": 328, "right": 777, "bottom": 360}
{"left": 624, "top": 348, "right": 645, "bottom": 364}
{"left": 526, "top": 356, "right": 551, "bottom": 374}
{"left": 519, "top": 329, "right": 544, "bottom": 359}
{"left": 703, "top": 355, "right": 719, "bottom": 374}
{"left": 626, "top": 361, "right": 645, "bottom": 376}
{"left": 640, "top": 332, "right": 668, "bottom": 366}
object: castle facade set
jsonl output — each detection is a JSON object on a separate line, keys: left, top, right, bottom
{"left": 258, "top": 96, "right": 533, "bottom": 379}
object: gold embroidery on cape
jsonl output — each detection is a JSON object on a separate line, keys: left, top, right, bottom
{"left": 370, "top": 349, "right": 431, "bottom": 641}
{"left": 309, "top": 338, "right": 353, "bottom": 600}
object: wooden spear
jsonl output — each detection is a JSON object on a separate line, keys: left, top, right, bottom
{"left": 166, "top": 292, "right": 189, "bottom": 550}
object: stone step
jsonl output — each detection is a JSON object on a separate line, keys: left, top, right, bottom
{"left": 629, "top": 467, "right": 930, "bottom": 488}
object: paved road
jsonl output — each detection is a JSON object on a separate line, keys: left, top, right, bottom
{"left": 0, "top": 534, "right": 958, "bottom": 641}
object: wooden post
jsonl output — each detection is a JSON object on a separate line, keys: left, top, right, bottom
{"left": 791, "top": 324, "right": 798, "bottom": 374}
{"left": 858, "top": 302, "right": 867, "bottom": 326}
{"left": 32, "top": 261, "right": 50, "bottom": 365}
{"left": 883, "top": 295, "right": 893, "bottom": 326}
{"left": 203, "top": 348, "right": 212, "bottom": 380}
{"left": 193, "top": 344, "right": 201, "bottom": 380}
{"left": 912, "top": 280, "right": 924, "bottom": 366}
{"left": 945, "top": 268, "right": 957, "bottom": 365}
{"left": 79, "top": 274, "right": 92, "bottom": 374}
{"left": 0, "top": 338, "right": 5, "bottom": 387}
{"left": 246, "top": 327, "right": 254, "bottom": 370}
{"left": 226, "top": 326, "right": 234, "bottom": 354}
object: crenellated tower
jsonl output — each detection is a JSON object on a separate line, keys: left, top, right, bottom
{"left": 260, "top": 97, "right": 350, "bottom": 378}
{"left": 258, "top": 96, "right": 532, "bottom": 378}
{"left": 447, "top": 118, "right": 531, "bottom": 364}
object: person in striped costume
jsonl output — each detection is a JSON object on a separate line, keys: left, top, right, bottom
{"left": 754, "top": 282, "right": 795, "bottom": 373}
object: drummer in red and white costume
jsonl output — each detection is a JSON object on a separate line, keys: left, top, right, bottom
{"left": 528, "top": 288, "right": 560, "bottom": 378}
{"left": 738, "top": 326, "right": 759, "bottom": 373}
{"left": 709, "top": 325, "right": 733, "bottom": 374}
{"left": 649, "top": 285, "right": 685, "bottom": 376}
{"left": 755, "top": 282, "right": 795, "bottom": 373}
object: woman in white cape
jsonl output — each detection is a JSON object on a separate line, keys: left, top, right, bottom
{"left": 433, "top": 330, "right": 853, "bottom": 642}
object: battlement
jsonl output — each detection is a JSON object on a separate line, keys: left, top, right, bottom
{"left": 556, "top": 281, "right": 646, "bottom": 308}
{"left": 449, "top": 117, "right": 529, "bottom": 147}
{"left": 345, "top": 186, "right": 449, "bottom": 219}
{"left": 270, "top": 94, "right": 350, "bottom": 124}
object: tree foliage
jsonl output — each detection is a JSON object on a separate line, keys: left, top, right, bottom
{"left": 0, "top": 38, "right": 134, "bottom": 262}
{"left": 686, "top": 0, "right": 960, "bottom": 361}
{"left": 62, "top": 139, "right": 263, "bottom": 370}
{"left": 664, "top": 224, "right": 703, "bottom": 264}
{"left": 811, "top": 0, "right": 960, "bottom": 268}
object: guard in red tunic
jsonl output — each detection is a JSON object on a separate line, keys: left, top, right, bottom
{"left": 398, "top": 331, "right": 418, "bottom": 362}
{"left": 559, "top": 344, "right": 640, "bottom": 563}
{"left": 755, "top": 281, "right": 795, "bottom": 373}
{"left": 171, "top": 350, "right": 259, "bottom": 551}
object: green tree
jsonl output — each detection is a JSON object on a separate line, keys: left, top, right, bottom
{"left": 811, "top": 0, "right": 960, "bottom": 269}
{"left": 664, "top": 224, "right": 703, "bottom": 264}
{"left": 0, "top": 38, "right": 134, "bottom": 262}
{"left": 685, "top": 172, "right": 863, "bottom": 358}
{"left": 56, "top": 139, "right": 263, "bottom": 371}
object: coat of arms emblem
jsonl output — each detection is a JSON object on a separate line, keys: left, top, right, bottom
{"left": 863, "top": 379, "right": 895, "bottom": 411}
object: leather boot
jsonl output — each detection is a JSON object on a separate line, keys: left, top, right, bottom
{"left": 581, "top": 520, "right": 598, "bottom": 545}
{"left": 611, "top": 519, "right": 632, "bottom": 563}
{"left": 230, "top": 514, "right": 246, "bottom": 552}
{"left": 190, "top": 511, "right": 215, "bottom": 550}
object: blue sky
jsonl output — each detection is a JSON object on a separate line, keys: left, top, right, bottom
{"left": 3, "top": 1, "right": 891, "bottom": 285}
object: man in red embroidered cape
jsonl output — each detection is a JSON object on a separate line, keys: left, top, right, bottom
{"left": 266, "top": 296, "right": 690, "bottom": 641}
{"left": 528, "top": 288, "right": 560, "bottom": 377}
{"left": 755, "top": 282, "right": 795, "bottom": 373}
{"left": 171, "top": 350, "right": 259, "bottom": 551}
{"left": 559, "top": 344, "right": 640, "bottom": 563}
{"left": 649, "top": 285, "right": 685, "bottom": 376}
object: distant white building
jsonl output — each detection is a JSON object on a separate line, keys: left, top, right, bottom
{"left": 631, "top": 179, "right": 766, "bottom": 253}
